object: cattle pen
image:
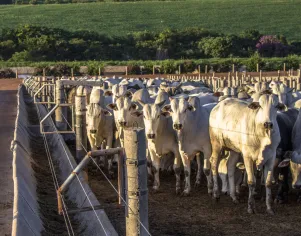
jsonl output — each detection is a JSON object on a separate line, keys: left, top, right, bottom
{"left": 9, "top": 73, "right": 301, "bottom": 236}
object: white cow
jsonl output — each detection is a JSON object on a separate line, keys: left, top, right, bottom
{"left": 131, "top": 98, "right": 182, "bottom": 194}
{"left": 209, "top": 95, "right": 284, "bottom": 214}
{"left": 86, "top": 88, "right": 115, "bottom": 175}
{"left": 162, "top": 97, "right": 216, "bottom": 196}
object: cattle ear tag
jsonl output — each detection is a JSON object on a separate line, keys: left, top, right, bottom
{"left": 278, "top": 159, "right": 290, "bottom": 168}
{"left": 248, "top": 102, "right": 260, "bottom": 110}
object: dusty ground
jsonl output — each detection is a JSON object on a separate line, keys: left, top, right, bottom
{"left": 87, "top": 167, "right": 301, "bottom": 236}
{"left": 23, "top": 88, "right": 81, "bottom": 235}
{"left": 0, "top": 79, "right": 21, "bottom": 236}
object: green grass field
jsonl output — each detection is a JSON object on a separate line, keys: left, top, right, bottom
{"left": 1, "top": 0, "right": 301, "bottom": 40}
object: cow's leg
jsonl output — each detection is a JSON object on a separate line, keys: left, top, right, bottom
{"left": 106, "top": 135, "right": 116, "bottom": 178}
{"left": 181, "top": 155, "right": 191, "bottom": 196}
{"left": 264, "top": 158, "right": 275, "bottom": 215}
{"left": 174, "top": 150, "right": 182, "bottom": 195}
{"left": 209, "top": 144, "right": 221, "bottom": 199}
{"left": 150, "top": 149, "right": 160, "bottom": 192}
{"left": 195, "top": 153, "right": 204, "bottom": 188}
{"left": 275, "top": 162, "right": 289, "bottom": 204}
{"left": 244, "top": 157, "right": 256, "bottom": 214}
{"left": 228, "top": 151, "right": 240, "bottom": 204}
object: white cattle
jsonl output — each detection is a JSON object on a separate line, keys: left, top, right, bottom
{"left": 162, "top": 97, "right": 216, "bottom": 195}
{"left": 209, "top": 95, "right": 284, "bottom": 214}
{"left": 218, "top": 154, "right": 245, "bottom": 195}
{"left": 131, "top": 98, "right": 182, "bottom": 194}
{"left": 86, "top": 88, "right": 115, "bottom": 175}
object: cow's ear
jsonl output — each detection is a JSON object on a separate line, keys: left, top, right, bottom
{"left": 248, "top": 102, "right": 261, "bottom": 110}
{"left": 213, "top": 92, "right": 224, "bottom": 97}
{"left": 102, "top": 109, "right": 112, "bottom": 116}
{"left": 156, "top": 100, "right": 165, "bottom": 108}
{"left": 276, "top": 103, "right": 287, "bottom": 111}
{"left": 161, "top": 111, "right": 170, "bottom": 117}
{"left": 125, "top": 90, "right": 133, "bottom": 99}
{"left": 106, "top": 103, "right": 118, "bottom": 111}
{"left": 162, "top": 104, "right": 172, "bottom": 113}
{"left": 236, "top": 162, "right": 245, "bottom": 170}
{"left": 130, "top": 102, "right": 138, "bottom": 110}
{"left": 131, "top": 110, "right": 143, "bottom": 117}
{"left": 278, "top": 158, "right": 291, "bottom": 168}
{"left": 104, "top": 90, "right": 113, "bottom": 96}
{"left": 187, "top": 104, "right": 196, "bottom": 111}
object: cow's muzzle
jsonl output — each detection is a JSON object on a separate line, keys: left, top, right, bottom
{"left": 264, "top": 122, "right": 273, "bottom": 130}
{"left": 147, "top": 134, "right": 156, "bottom": 139}
{"left": 119, "top": 121, "right": 127, "bottom": 127}
{"left": 90, "top": 129, "right": 97, "bottom": 134}
{"left": 173, "top": 123, "right": 183, "bottom": 130}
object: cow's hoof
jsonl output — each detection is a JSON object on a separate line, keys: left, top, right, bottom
{"left": 176, "top": 188, "right": 181, "bottom": 195}
{"left": 212, "top": 196, "right": 220, "bottom": 202}
{"left": 222, "top": 191, "right": 228, "bottom": 195}
{"left": 152, "top": 186, "right": 159, "bottom": 193}
{"left": 266, "top": 209, "right": 275, "bottom": 215}
{"left": 247, "top": 208, "right": 255, "bottom": 214}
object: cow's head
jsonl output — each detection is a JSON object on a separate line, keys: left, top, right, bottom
{"left": 279, "top": 151, "right": 301, "bottom": 189}
{"left": 272, "top": 82, "right": 294, "bottom": 106}
{"left": 107, "top": 96, "right": 139, "bottom": 128}
{"left": 248, "top": 94, "right": 285, "bottom": 133}
{"left": 131, "top": 100, "right": 166, "bottom": 140}
{"left": 162, "top": 97, "right": 197, "bottom": 131}
{"left": 86, "top": 103, "right": 112, "bottom": 139}
{"left": 109, "top": 84, "right": 132, "bottom": 103}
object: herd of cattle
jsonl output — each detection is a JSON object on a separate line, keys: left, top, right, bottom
{"left": 67, "top": 76, "right": 301, "bottom": 214}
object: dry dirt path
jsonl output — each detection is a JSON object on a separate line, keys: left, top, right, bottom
{"left": 0, "top": 79, "right": 21, "bottom": 236}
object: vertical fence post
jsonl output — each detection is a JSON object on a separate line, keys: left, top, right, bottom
{"left": 205, "top": 65, "right": 208, "bottom": 74}
{"left": 55, "top": 80, "right": 67, "bottom": 131}
{"left": 284, "top": 63, "right": 286, "bottom": 72}
{"left": 123, "top": 128, "right": 149, "bottom": 236}
{"left": 257, "top": 63, "right": 259, "bottom": 72}
{"left": 15, "top": 69, "right": 18, "bottom": 79}
{"left": 75, "top": 94, "right": 87, "bottom": 163}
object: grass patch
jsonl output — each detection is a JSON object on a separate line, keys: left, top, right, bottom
{"left": 1, "top": 0, "right": 301, "bottom": 40}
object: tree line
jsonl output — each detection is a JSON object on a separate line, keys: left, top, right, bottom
{"left": 1, "top": 25, "right": 301, "bottom": 63}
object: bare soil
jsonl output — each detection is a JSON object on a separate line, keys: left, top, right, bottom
{"left": 87, "top": 167, "right": 301, "bottom": 236}
{"left": 0, "top": 79, "right": 21, "bottom": 236}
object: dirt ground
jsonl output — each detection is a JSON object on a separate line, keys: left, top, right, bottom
{"left": 87, "top": 166, "right": 301, "bottom": 236}
{"left": 0, "top": 79, "right": 21, "bottom": 236}
{"left": 23, "top": 88, "right": 81, "bottom": 235}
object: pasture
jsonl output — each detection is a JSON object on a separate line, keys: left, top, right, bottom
{"left": 1, "top": 0, "right": 301, "bottom": 40}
